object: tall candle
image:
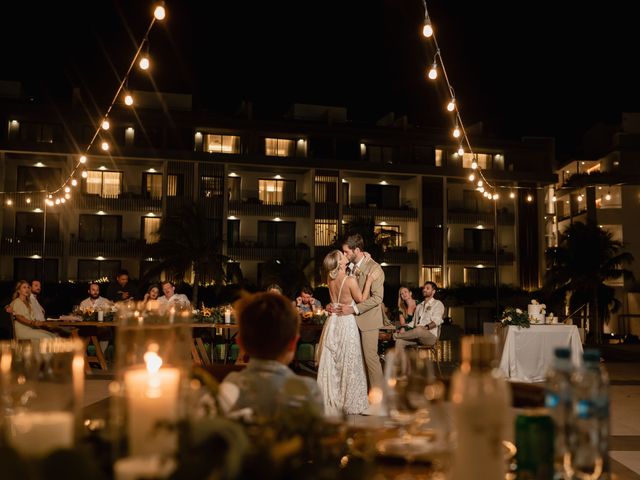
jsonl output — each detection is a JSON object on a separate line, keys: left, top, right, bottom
{"left": 124, "top": 348, "right": 180, "bottom": 457}
{"left": 8, "top": 411, "right": 74, "bottom": 457}
{"left": 224, "top": 308, "right": 231, "bottom": 324}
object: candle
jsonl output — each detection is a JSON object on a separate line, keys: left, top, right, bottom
{"left": 124, "top": 346, "right": 180, "bottom": 457}
{"left": 224, "top": 308, "right": 231, "bottom": 324}
{"left": 98, "top": 310, "right": 104, "bottom": 322}
{"left": 8, "top": 411, "right": 74, "bottom": 457}
{"left": 114, "top": 455, "right": 176, "bottom": 480}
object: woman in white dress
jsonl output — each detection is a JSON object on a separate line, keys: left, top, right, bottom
{"left": 9, "top": 280, "right": 56, "bottom": 341}
{"left": 316, "top": 250, "right": 378, "bottom": 415}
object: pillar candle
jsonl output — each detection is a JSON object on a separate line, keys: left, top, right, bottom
{"left": 8, "top": 411, "right": 74, "bottom": 457}
{"left": 224, "top": 308, "right": 231, "bottom": 324}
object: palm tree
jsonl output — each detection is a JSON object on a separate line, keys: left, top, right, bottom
{"left": 545, "top": 221, "right": 634, "bottom": 344}
{"left": 145, "top": 202, "right": 229, "bottom": 306}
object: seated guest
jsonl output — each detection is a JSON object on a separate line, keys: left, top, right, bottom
{"left": 29, "top": 279, "right": 46, "bottom": 322}
{"left": 157, "top": 281, "right": 190, "bottom": 313}
{"left": 141, "top": 284, "right": 161, "bottom": 311}
{"left": 218, "top": 292, "right": 324, "bottom": 419}
{"left": 10, "top": 280, "right": 56, "bottom": 341}
{"left": 393, "top": 281, "right": 444, "bottom": 351}
{"left": 397, "top": 286, "right": 417, "bottom": 332}
{"left": 266, "top": 283, "right": 283, "bottom": 295}
{"left": 80, "top": 282, "right": 113, "bottom": 310}
{"left": 293, "top": 286, "right": 321, "bottom": 314}
{"left": 106, "top": 269, "right": 135, "bottom": 302}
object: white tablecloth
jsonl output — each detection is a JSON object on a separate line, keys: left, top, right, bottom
{"left": 498, "top": 324, "right": 583, "bottom": 383}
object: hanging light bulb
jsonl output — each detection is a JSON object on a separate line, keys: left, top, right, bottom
{"left": 477, "top": 180, "right": 483, "bottom": 187}
{"left": 65, "top": 193, "right": 71, "bottom": 200}
{"left": 478, "top": 187, "right": 485, "bottom": 193}
{"left": 124, "top": 93, "right": 134, "bottom": 106}
{"left": 55, "top": 199, "right": 60, "bottom": 205}
{"left": 605, "top": 191, "right": 611, "bottom": 201}
{"left": 82, "top": 171, "right": 88, "bottom": 179}
{"left": 71, "top": 179, "right": 78, "bottom": 187}
{"left": 468, "top": 173, "right": 475, "bottom": 182}
{"left": 457, "top": 146, "right": 464, "bottom": 156}
{"left": 101, "top": 141, "right": 110, "bottom": 151}
{"left": 509, "top": 191, "right": 515, "bottom": 199}
{"left": 64, "top": 186, "right": 71, "bottom": 193}
{"left": 471, "top": 161, "right": 478, "bottom": 170}
{"left": 79, "top": 155, "right": 87, "bottom": 164}
{"left": 101, "top": 120, "right": 110, "bottom": 130}
{"left": 154, "top": 4, "right": 166, "bottom": 20}
{"left": 60, "top": 198, "right": 66, "bottom": 204}
{"left": 139, "top": 56, "right": 150, "bottom": 70}
{"left": 577, "top": 194, "right": 583, "bottom": 202}
{"left": 493, "top": 193, "right": 499, "bottom": 200}
{"left": 452, "top": 126, "right": 461, "bottom": 138}
{"left": 447, "top": 99, "right": 456, "bottom": 112}
{"left": 422, "top": 18, "right": 433, "bottom": 38}
{"left": 428, "top": 62, "right": 438, "bottom": 80}
{"left": 46, "top": 199, "right": 54, "bottom": 207}
{"left": 526, "top": 194, "right": 533, "bottom": 202}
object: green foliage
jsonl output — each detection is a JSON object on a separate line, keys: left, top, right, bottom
{"left": 499, "top": 307, "right": 530, "bottom": 328}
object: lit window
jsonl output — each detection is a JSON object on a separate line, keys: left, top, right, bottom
{"left": 462, "top": 153, "right": 490, "bottom": 169}
{"left": 142, "top": 217, "right": 161, "bottom": 244}
{"left": 421, "top": 266, "right": 443, "bottom": 287}
{"left": 315, "top": 221, "right": 338, "bottom": 246}
{"left": 265, "top": 138, "right": 294, "bottom": 157}
{"left": 85, "top": 171, "right": 122, "bottom": 198}
{"left": 435, "top": 149, "right": 443, "bottom": 167}
{"left": 258, "top": 179, "right": 295, "bottom": 204}
{"left": 205, "top": 134, "right": 240, "bottom": 153}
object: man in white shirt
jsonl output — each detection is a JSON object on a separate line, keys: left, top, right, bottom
{"left": 79, "top": 282, "right": 113, "bottom": 310}
{"left": 393, "top": 281, "right": 444, "bottom": 351}
{"left": 157, "top": 281, "right": 190, "bottom": 313}
{"left": 29, "top": 280, "right": 46, "bottom": 322}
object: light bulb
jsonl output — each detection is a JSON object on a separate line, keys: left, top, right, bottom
{"left": 26, "top": 197, "right": 31, "bottom": 204}
{"left": 124, "top": 94, "right": 134, "bottom": 106}
{"left": 428, "top": 63, "right": 438, "bottom": 80}
{"left": 457, "top": 146, "right": 464, "bottom": 156}
{"left": 101, "top": 142, "right": 110, "bottom": 151}
{"left": 60, "top": 198, "right": 66, "bottom": 204}
{"left": 526, "top": 194, "right": 533, "bottom": 202}
{"left": 6, "top": 199, "right": 13, "bottom": 206}
{"left": 65, "top": 193, "right": 71, "bottom": 200}
{"left": 64, "top": 186, "right": 70, "bottom": 193}
{"left": 605, "top": 193, "right": 611, "bottom": 201}
{"left": 447, "top": 99, "right": 456, "bottom": 112}
{"left": 139, "top": 56, "right": 150, "bottom": 70}
{"left": 154, "top": 5, "right": 166, "bottom": 20}
{"left": 493, "top": 193, "right": 499, "bottom": 200}
{"left": 79, "top": 155, "right": 87, "bottom": 164}
{"left": 82, "top": 171, "right": 88, "bottom": 179}
{"left": 471, "top": 161, "right": 478, "bottom": 170}
{"left": 71, "top": 179, "right": 78, "bottom": 187}
{"left": 101, "top": 120, "right": 110, "bottom": 130}
{"left": 453, "top": 127, "right": 461, "bottom": 138}
{"left": 422, "top": 22, "right": 433, "bottom": 38}
{"left": 577, "top": 194, "right": 583, "bottom": 202}
{"left": 478, "top": 187, "right": 484, "bottom": 193}
{"left": 477, "top": 180, "right": 483, "bottom": 187}
{"left": 509, "top": 191, "right": 515, "bottom": 199}
{"left": 552, "top": 195, "right": 557, "bottom": 202}
{"left": 55, "top": 199, "right": 60, "bottom": 205}
{"left": 468, "top": 173, "right": 475, "bottom": 182}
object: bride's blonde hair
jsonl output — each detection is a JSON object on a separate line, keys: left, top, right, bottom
{"left": 323, "top": 250, "right": 343, "bottom": 280}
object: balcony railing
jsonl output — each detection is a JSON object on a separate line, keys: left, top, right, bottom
{"left": 0, "top": 238, "right": 63, "bottom": 257}
{"left": 69, "top": 239, "right": 147, "bottom": 258}
{"left": 228, "top": 200, "right": 310, "bottom": 218}
{"left": 315, "top": 202, "right": 339, "bottom": 219}
{"left": 227, "top": 243, "right": 310, "bottom": 262}
{"left": 200, "top": 197, "right": 224, "bottom": 217}
{"left": 380, "top": 249, "right": 419, "bottom": 264}
{"left": 344, "top": 205, "right": 418, "bottom": 221}
{"left": 78, "top": 194, "right": 162, "bottom": 212}
{"left": 447, "top": 249, "right": 515, "bottom": 265}
{"left": 448, "top": 210, "right": 515, "bottom": 225}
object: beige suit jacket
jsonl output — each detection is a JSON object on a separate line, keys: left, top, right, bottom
{"left": 353, "top": 257, "right": 385, "bottom": 331}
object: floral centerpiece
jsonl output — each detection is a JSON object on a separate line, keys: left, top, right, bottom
{"left": 73, "top": 306, "right": 115, "bottom": 322}
{"left": 301, "top": 309, "right": 328, "bottom": 326}
{"left": 499, "top": 307, "right": 530, "bottom": 328}
{"left": 194, "top": 305, "right": 228, "bottom": 323}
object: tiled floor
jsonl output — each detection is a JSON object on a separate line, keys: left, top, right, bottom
{"left": 83, "top": 359, "right": 640, "bottom": 478}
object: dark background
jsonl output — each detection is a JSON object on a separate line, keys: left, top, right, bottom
{"left": 2, "top": 0, "right": 639, "bottom": 158}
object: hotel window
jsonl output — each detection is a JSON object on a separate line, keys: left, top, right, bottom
{"left": 17, "top": 166, "right": 62, "bottom": 191}
{"left": 142, "top": 173, "right": 180, "bottom": 198}
{"left": 201, "top": 176, "right": 223, "bottom": 198}
{"left": 421, "top": 266, "right": 443, "bottom": 287}
{"left": 79, "top": 214, "right": 122, "bottom": 242}
{"left": 14, "top": 258, "right": 58, "bottom": 283}
{"left": 374, "top": 225, "right": 401, "bottom": 248}
{"left": 315, "top": 220, "right": 338, "bottom": 246}
{"left": 20, "top": 122, "right": 61, "bottom": 143}
{"left": 368, "top": 145, "right": 393, "bottom": 164}
{"left": 77, "top": 260, "right": 121, "bottom": 282}
{"left": 142, "top": 217, "right": 161, "bottom": 244}
{"left": 464, "top": 228, "right": 494, "bottom": 253}
{"left": 597, "top": 185, "right": 622, "bottom": 209}
{"left": 435, "top": 149, "right": 443, "bottom": 167}
{"left": 315, "top": 176, "right": 338, "bottom": 203}
{"left": 258, "top": 179, "right": 295, "bottom": 204}
{"left": 85, "top": 170, "right": 122, "bottom": 198}
{"left": 228, "top": 177, "right": 241, "bottom": 201}
{"left": 365, "top": 184, "right": 400, "bottom": 208}
{"left": 258, "top": 221, "right": 295, "bottom": 248}
{"left": 464, "top": 267, "right": 495, "bottom": 287}
{"left": 265, "top": 138, "right": 295, "bottom": 157}
{"left": 462, "top": 153, "right": 490, "bottom": 169}
{"left": 205, "top": 134, "right": 240, "bottom": 153}
{"left": 15, "top": 212, "right": 60, "bottom": 241}
{"left": 227, "top": 219, "right": 240, "bottom": 247}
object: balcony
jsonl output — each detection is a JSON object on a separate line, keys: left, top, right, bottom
{"left": 344, "top": 204, "right": 418, "bottom": 221}
{"left": 447, "top": 249, "right": 515, "bottom": 265}
{"left": 69, "top": 239, "right": 147, "bottom": 258}
{"left": 315, "top": 202, "right": 339, "bottom": 219}
{"left": 448, "top": 209, "right": 515, "bottom": 225}
{"left": 200, "top": 196, "right": 224, "bottom": 218}
{"left": 380, "top": 248, "right": 419, "bottom": 264}
{"left": 78, "top": 194, "right": 162, "bottom": 212}
{"left": 228, "top": 200, "right": 310, "bottom": 218}
{"left": 227, "top": 243, "right": 310, "bottom": 262}
{"left": 0, "top": 237, "right": 63, "bottom": 257}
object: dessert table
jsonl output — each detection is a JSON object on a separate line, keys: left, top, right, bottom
{"left": 498, "top": 324, "right": 583, "bottom": 383}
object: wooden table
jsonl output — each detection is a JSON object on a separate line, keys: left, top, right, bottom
{"left": 48, "top": 320, "right": 115, "bottom": 372}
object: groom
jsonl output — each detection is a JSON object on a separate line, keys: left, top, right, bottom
{"left": 331, "top": 234, "right": 385, "bottom": 392}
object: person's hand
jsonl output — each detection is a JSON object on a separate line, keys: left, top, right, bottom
{"left": 122, "top": 292, "right": 130, "bottom": 300}
{"left": 367, "top": 269, "right": 381, "bottom": 281}
{"left": 5, "top": 305, "right": 13, "bottom": 315}
{"left": 296, "top": 297, "right": 303, "bottom": 306}
{"left": 340, "top": 305, "right": 355, "bottom": 315}
{"left": 143, "top": 293, "right": 150, "bottom": 301}
{"left": 326, "top": 303, "right": 336, "bottom": 314}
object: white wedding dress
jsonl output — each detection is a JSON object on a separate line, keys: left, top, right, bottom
{"left": 316, "top": 276, "right": 369, "bottom": 415}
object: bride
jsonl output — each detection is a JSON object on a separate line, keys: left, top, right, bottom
{"left": 316, "top": 249, "right": 378, "bottom": 415}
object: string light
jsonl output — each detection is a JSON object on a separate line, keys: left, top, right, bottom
{"left": 452, "top": 125, "right": 461, "bottom": 138}
{"left": 468, "top": 173, "right": 475, "bottom": 182}
{"left": 82, "top": 171, "right": 88, "bottom": 179}
{"left": 605, "top": 189, "right": 611, "bottom": 201}
{"left": 79, "top": 155, "right": 87, "bottom": 164}
{"left": 124, "top": 93, "right": 134, "bottom": 106}
{"left": 101, "top": 120, "right": 110, "bottom": 130}
{"left": 101, "top": 141, "right": 110, "bottom": 151}
{"left": 139, "top": 56, "right": 150, "bottom": 70}
{"left": 154, "top": 4, "right": 166, "bottom": 20}
{"left": 428, "top": 62, "right": 438, "bottom": 80}
{"left": 422, "top": 11, "right": 433, "bottom": 38}
{"left": 71, "top": 179, "right": 78, "bottom": 187}
{"left": 446, "top": 99, "right": 456, "bottom": 112}
{"left": 457, "top": 146, "right": 464, "bottom": 156}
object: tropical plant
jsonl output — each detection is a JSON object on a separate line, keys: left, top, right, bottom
{"left": 144, "top": 202, "right": 229, "bottom": 306}
{"left": 545, "top": 221, "right": 634, "bottom": 344}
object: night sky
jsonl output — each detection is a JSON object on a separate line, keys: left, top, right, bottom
{"left": 2, "top": 1, "right": 639, "bottom": 158}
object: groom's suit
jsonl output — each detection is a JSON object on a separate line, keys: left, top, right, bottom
{"left": 352, "top": 257, "right": 385, "bottom": 392}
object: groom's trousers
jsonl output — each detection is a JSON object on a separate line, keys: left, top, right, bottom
{"left": 361, "top": 327, "right": 384, "bottom": 392}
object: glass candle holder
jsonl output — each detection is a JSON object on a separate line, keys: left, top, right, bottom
{"left": 0, "top": 338, "right": 85, "bottom": 458}
{"left": 111, "top": 301, "right": 193, "bottom": 459}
